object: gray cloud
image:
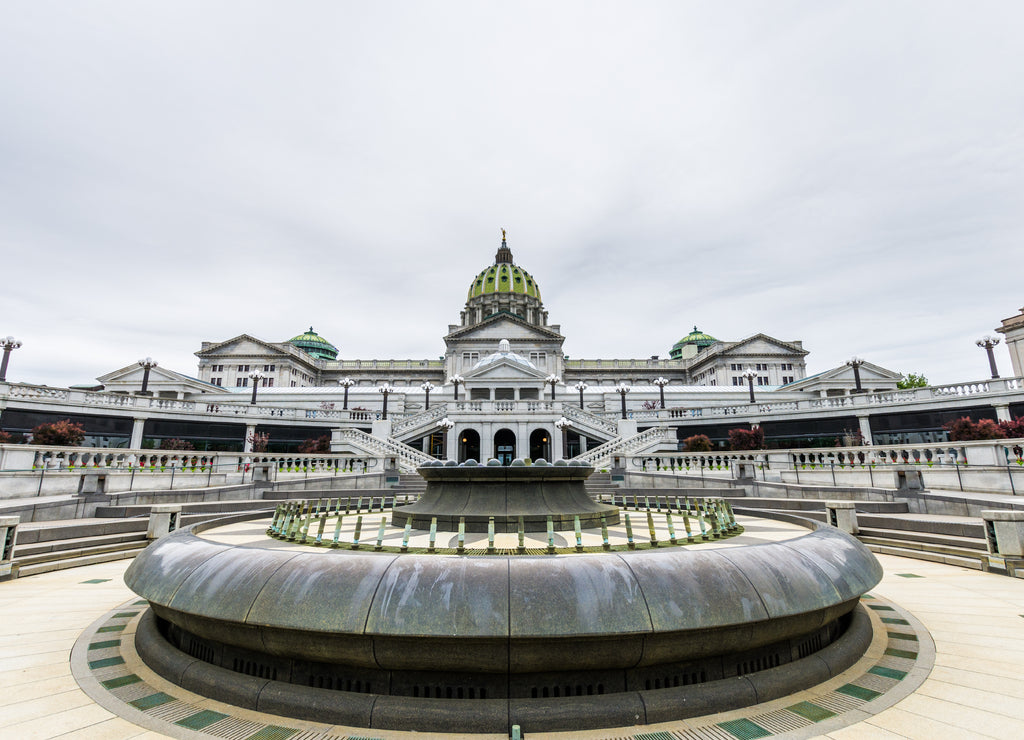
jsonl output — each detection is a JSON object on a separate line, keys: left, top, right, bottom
{"left": 1, "top": 1, "right": 1021, "bottom": 388}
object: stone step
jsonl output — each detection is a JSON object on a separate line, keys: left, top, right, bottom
{"left": 14, "top": 547, "right": 145, "bottom": 578}
{"left": 857, "top": 535, "right": 991, "bottom": 562}
{"left": 95, "top": 499, "right": 277, "bottom": 518}
{"left": 15, "top": 531, "right": 148, "bottom": 558}
{"left": 856, "top": 514, "right": 985, "bottom": 539}
{"left": 721, "top": 497, "right": 909, "bottom": 514}
{"left": 862, "top": 542, "right": 992, "bottom": 572}
{"left": 856, "top": 527, "right": 988, "bottom": 552}
{"left": 14, "top": 539, "right": 149, "bottom": 567}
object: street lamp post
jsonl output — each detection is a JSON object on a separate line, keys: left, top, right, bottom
{"left": 339, "top": 377, "right": 355, "bottom": 410}
{"left": 976, "top": 336, "right": 1001, "bottom": 379}
{"left": 378, "top": 384, "right": 394, "bottom": 420}
{"left": 421, "top": 381, "right": 435, "bottom": 410}
{"left": 545, "top": 374, "right": 561, "bottom": 401}
{"left": 846, "top": 357, "right": 865, "bottom": 392}
{"left": 248, "top": 371, "right": 265, "bottom": 405}
{"left": 436, "top": 417, "right": 455, "bottom": 461}
{"left": 573, "top": 381, "right": 588, "bottom": 409}
{"left": 742, "top": 369, "right": 758, "bottom": 404}
{"left": 653, "top": 376, "right": 669, "bottom": 409}
{"left": 614, "top": 383, "right": 631, "bottom": 420}
{"left": 449, "top": 374, "right": 464, "bottom": 401}
{"left": 555, "top": 416, "right": 572, "bottom": 460}
{"left": 0, "top": 337, "right": 22, "bottom": 382}
{"left": 137, "top": 357, "right": 158, "bottom": 395}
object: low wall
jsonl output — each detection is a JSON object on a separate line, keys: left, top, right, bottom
{"left": 779, "top": 465, "right": 1023, "bottom": 496}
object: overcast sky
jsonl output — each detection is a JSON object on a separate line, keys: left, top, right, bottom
{"left": 1, "top": 2, "right": 1021, "bottom": 389}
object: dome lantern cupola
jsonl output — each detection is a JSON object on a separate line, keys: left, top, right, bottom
{"left": 287, "top": 327, "right": 339, "bottom": 361}
{"left": 462, "top": 230, "right": 547, "bottom": 328}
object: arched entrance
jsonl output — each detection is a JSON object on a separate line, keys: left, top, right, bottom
{"left": 494, "top": 428, "right": 516, "bottom": 465}
{"left": 458, "top": 429, "right": 480, "bottom": 462}
{"left": 529, "top": 428, "right": 551, "bottom": 462}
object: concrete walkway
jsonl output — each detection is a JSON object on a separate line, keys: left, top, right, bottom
{"left": 2, "top": 551, "right": 1024, "bottom": 738}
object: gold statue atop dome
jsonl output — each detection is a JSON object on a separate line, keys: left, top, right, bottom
{"left": 501, "top": 228, "right": 507, "bottom": 241}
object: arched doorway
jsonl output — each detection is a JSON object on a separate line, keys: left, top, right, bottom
{"left": 458, "top": 429, "right": 480, "bottom": 462}
{"left": 529, "top": 428, "right": 551, "bottom": 462}
{"left": 494, "top": 428, "right": 516, "bottom": 465}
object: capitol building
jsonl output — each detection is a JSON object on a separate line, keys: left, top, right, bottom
{"left": 1, "top": 234, "right": 1022, "bottom": 462}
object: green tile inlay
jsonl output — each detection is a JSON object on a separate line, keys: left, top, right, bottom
{"left": 245, "top": 727, "right": 298, "bottom": 740}
{"left": 860, "top": 594, "right": 876, "bottom": 599}
{"left": 129, "top": 692, "right": 175, "bottom": 710}
{"left": 787, "top": 701, "right": 836, "bottom": 722}
{"left": 97, "top": 624, "right": 126, "bottom": 633}
{"left": 896, "top": 573, "right": 923, "bottom": 578}
{"left": 89, "top": 656, "right": 125, "bottom": 669}
{"left": 89, "top": 639, "right": 121, "bottom": 650}
{"left": 717, "top": 718, "right": 772, "bottom": 739}
{"left": 113, "top": 611, "right": 139, "bottom": 618}
{"left": 867, "top": 604, "right": 895, "bottom": 611}
{"left": 176, "top": 709, "right": 229, "bottom": 730}
{"left": 885, "top": 647, "right": 918, "bottom": 659}
{"left": 869, "top": 665, "right": 908, "bottom": 680}
{"left": 102, "top": 674, "right": 142, "bottom": 689}
{"left": 837, "top": 683, "right": 882, "bottom": 701}
{"left": 887, "top": 631, "right": 919, "bottom": 642}
{"left": 81, "top": 578, "right": 111, "bottom": 584}
{"left": 881, "top": 617, "right": 910, "bottom": 625}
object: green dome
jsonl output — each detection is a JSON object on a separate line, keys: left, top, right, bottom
{"left": 670, "top": 326, "right": 718, "bottom": 359}
{"left": 287, "top": 327, "right": 338, "bottom": 361}
{"left": 467, "top": 235, "right": 541, "bottom": 302}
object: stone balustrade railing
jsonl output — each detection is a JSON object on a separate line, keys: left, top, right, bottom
{"left": 560, "top": 404, "right": 621, "bottom": 435}
{"left": 333, "top": 429, "right": 434, "bottom": 472}
{"left": 0, "top": 443, "right": 384, "bottom": 475}
{"left": 390, "top": 404, "right": 450, "bottom": 436}
{"left": 574, "top": 427, "right": 677, "bottom": 468}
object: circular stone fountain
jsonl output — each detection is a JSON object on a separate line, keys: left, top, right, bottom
{"left": 124, "top": 460, "right": 883, "bottom": 734}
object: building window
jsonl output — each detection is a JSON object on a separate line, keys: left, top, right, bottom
{"left": 236, "top": 378, "right": 248, "bottom": 387}
{"left": 463, "top": 352, "right": 479, "bottom": 365}
{"left": 782, "top": 376, "right": 794, "bottom": 384}
{"left": 732, "top": 377, "right": 743, "bottom": 386}
{"left": 755, "top": 363, "right": 768, "bottom": 371}
{"left": 290, "top": 381, "right": 296, "bottom": 387}
{"left": 210, "top": 364, "right": 223, "bottom": 373}
{"left": 264, "top": 364, "right": 275, "bottom": 372}
{"left": 730, "top": 364, "right": 742, "bottom": 371}
{"left": 212, "top": 378, "right": 222, "bottom": 386}
{"left": 780, "top": 363, "right": 793, "bottom": 371}
{"left": 529, "top": 351, "right": 546, "bottom": 367}
{"left": 263, "top": 378, "right": 274, "bottom": 387}
{"left": 238, "top": 364, "right": 250, "bottom": 372}
{"left": 757, "top": 376, "right": 769, "bottom": 386}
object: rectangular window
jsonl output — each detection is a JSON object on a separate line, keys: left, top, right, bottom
{"left": 757, "top": 376, "right": 769, "bottom": 386}
{"left": 780, "top": 363, "right": 793, "bottom": 371}
{"left": 212, "top": 378, "right": 222, "bottom": 386}
{"left": 290, "top": 381, "right": 296, "bottom": 386}
{"left": 470, "top": 388, "right": 490, "bottom": 400}
{"left": 529, "top": 351, "right": 546, "bottom": 367}
{"left": 782, "top": 376, "right": 794, "bottom": 384}
{"left": 755, "top": 363, "right": 768, "bottom": 371}
{"left": 519, "top": 387, "right": 539, "bottom": 400}
{"left": 462, "top": 352, "right": 479, "bottom": 365}
{"left": 236, "top": 378, "right": 248, "bottom": 387}
{"left": 730, "top": 364, "right": 742, "bottom": 371}
{"left": 264, "top": 364, "right": 275, "bottom": 372}
{"left": 732, "top": 377, "right": 743, "bottom": 386}
{"left": 238, "top": 364, "right": 249, "bottom": 372}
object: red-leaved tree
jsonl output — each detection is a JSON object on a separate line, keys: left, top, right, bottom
{"left": 728, "top": 427, "right": 765, "bottom": 451}
{"left": 31, "top": 419, "right": 86, "bottom": 446}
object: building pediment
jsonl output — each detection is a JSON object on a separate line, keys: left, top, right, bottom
{"left": 445, "top": 314, "right": 564, "bottom": 345}
{"left": 196, "top": 334, "right": 291, "bottom": 358}
{"left": 98, "top": 364, "right": 218, "bottom": 394}
{"left": 723, "top": 334, "right": 807, "bottom": 356}
{"left": 783, "top": 361, "right": 901, "bottom": 391}
{"left": 464, "top": 358, "right": 548, "bottom": 381}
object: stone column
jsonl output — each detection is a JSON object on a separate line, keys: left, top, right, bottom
{"left": 825, "top": 501, "right": 858, "bottom": 534}
{"left": 995, "top": 404, "right": 1012, "bottom": 423}
{"left": 982, "top": 510, "right": 1024, "bottom": 557}
{"left": 147, "top": 505, "right": 182, "bottom": 539}
{"left": 856, "top": 415, "right": 873, "bottom": 445}
{"left": 480, "top": 423, "right": 494, "bottom": 462}
{"left": 130, "top": 418, "right": 146, "bottom": 449}
{"left": 244, "top": 424, "right": 256, "bottom": 453}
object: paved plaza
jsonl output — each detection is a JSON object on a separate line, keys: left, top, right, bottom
{"left": 2, "top": 518, "right": 1023, "bottom": 739}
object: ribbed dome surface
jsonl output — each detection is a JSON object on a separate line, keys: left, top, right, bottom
{"left": 467, "top": 237, "right": 541, "bottom": 301}
{"left": 287, "top": 327, "right": 338, "bottom": 360}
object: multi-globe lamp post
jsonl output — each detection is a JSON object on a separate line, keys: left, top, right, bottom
{"left": 614, "top": 383, "right": 631, "bottom": 419}
{"left": 339, "top": 377, "right": 355, "bottom": 410}
{"left": 436, "top": 416, "right": 454, "bottom": 460}
{"left": 742, "top": 369, "right": 758, "bottom": 404}
{"left": 653, "top": 376, "right": 669, "bottom": 409}
{"left": 846, "top": 357, "right": 865, "bottom": 392}
{"left": 449, "top": 374, "right": 464, "bottom": 401}
{"left": 378, "top": 384, "right": 394, "bottom": 420}
{"left": 545, "top": 374, "right": 560, "bottom": 401}
{"left": 248, "top": 371, "right": 264, "bottom": 405}
{"left": 976, "top": 336, "right": 1001, "bottom": 379}
{"left": 555, "top": 416, "right": 572, "bottom": 459}
{"left": 0, "top": 336, "right": 22, "bottom": 382}
{"left": 421, "top": 381, "right": 435, "bottom": 410}
{"left": 137, "top": 357, "right": 158, "bottom": 394}
{"left": 573, "top": 381, "right": 588, "bottom": 409}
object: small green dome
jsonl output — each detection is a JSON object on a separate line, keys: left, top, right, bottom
{"left": 467, "top": 235, "right": 541, "bottom": 302}
{"left": 287, "top": 327, "right": 338, "bottom": 360}
{"left": 670, "top": 326, "right": 717, "bottom": 359}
